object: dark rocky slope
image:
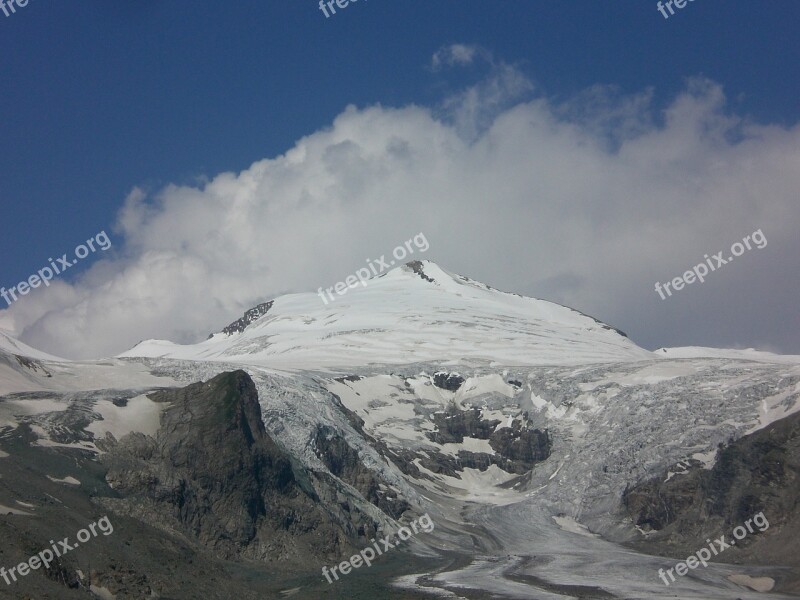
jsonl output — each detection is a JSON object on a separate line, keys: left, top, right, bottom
{"left": 102, "top": 370, "right": 379, "bottom": 563}
{"left": 313, "top": 425, "right": 410, "bottom": 520}
{"left": 0, "top": 371, "right": 435, "bottom": 599}
{"left": 623, "top": 410, "right": 800, "bottom": 588}
{"left": 426, "top": 403, "right": 552, "bottom": 475}
{"left": 219, "top": 301, "right": 274, "bottom": 336}
{"left": 0, "top": 423, "right": 284, "bottom": 599}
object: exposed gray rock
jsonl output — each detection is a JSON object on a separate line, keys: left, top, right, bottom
{"left": 432, "top": 371, "right": 464, "bottom": 391}
{"left": 405, "top": 260, "right": 435, "bottom": 283}
{"left": 313, "top": 425, "right": 410, "bottom": 520}
{"left": 218, "top": 301, "right": 274, "bottom": 336}
{"left": 427, "top": 404, "right": 499, "bottom": 444}
{"left": 489, "top": 422, "right": 552, "bottom": 467}
{"left": 103, "top": 370, "right": 377, "bottom": 563}
{"left": 14, "top": 355, "right": 52, "bottom": 377}
{"left": 623, "top": 410, "right": 800, "bottom": 569}
{"left": 327, "top": 391, "right": 431, "bottom": 483}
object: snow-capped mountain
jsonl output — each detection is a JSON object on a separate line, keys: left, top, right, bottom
{"left": 656, "top": 345, "right": 800, "bottom": 364}
{"left": 2, "top": 262, "right": 799, "bottom": 599}
{"left": 120, "top": 260, "right": 652, "bottom": 368}
{"left": 0, "top": 330, "right": 65, "bottom": 362}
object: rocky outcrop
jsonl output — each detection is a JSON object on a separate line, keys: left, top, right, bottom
{"left": 313, "top": 425, "right": 410, "bottom": 519}
{"left": 15, "top": 354, "right": 52, "bottom": 377}
{"left": 427, "top": 404, "right": 499, "bottom": 444}
{"left": 103, "top": 370, "right": 377, "bottom": 563}
{"left": 423, "top": 404, "right": 552, "bottom": 475}
{"left": 623, "top": 410, "right": 800, "bottom": 567}
{"left": 406, "top": 260, "right": 435, "bottom": 283}
{"left": 489, "top": 421, "right": 552, "bottom": 465}
{"left": 326, "top": 392, "right": 430, "bottom": 483}
{"left": 328, "top": 387, "right": 550, "bottom": 482}
{"left": 218, "top": 301, "right": 274, "bottom": 336}
{"left": 432, "top": 371, "right": 465, "bottom": 391}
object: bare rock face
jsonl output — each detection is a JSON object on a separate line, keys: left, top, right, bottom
{"left": 424, "top": 403, "right": 552, "bottom": 475}
{"left": 623, "top": 410, "right": 800, "bottom": 568}
{"left": 426, "top": 405, "right": 499, "bottom": 444}
{"left": 432, "top": 371, "right": 464, "bottom": 391}
{"left": 488, "top": 423, "right": 552, "bottom": 472}
{"left": 313, "top": 425, "right": 410, "bottom": 520}
{"left": 219, "top": 301, "right": 274, "bottom": 336}
{"left": 103, "top": 370, "right": 377, "bottom": 564}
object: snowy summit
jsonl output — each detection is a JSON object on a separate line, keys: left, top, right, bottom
{"left": 119, "top": 261, "right": 652, "bottom": 369}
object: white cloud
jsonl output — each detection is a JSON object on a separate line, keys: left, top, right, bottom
{"left": 3, "top": 62, "right": 799, "bottom": 358}
{"left": 431, "top": 43, "right": 485, "bottom": 70}
{"left": 439, "top": 61, "right": 534, "bottom": 142}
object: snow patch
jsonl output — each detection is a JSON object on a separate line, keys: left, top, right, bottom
{"left": 727, "top": 574, "right": 775, "bottom": 592}
{"left": 47, "top": 475, "right": 80, "bottom": 486}
{"left": 0, "top": 503, "right": 33, "bottom": 515}
{"left": 552, "top": 515, "right": 598, "bottom": 538}
{"left": 86, "top": 394, "right": 166, "bottom": 442}
{"left": 440, "top": 438, "right": 495, "bottom": 456}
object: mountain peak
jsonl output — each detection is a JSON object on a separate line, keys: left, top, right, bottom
{"left": 121, "top": 262, "right": 650, "bottom": 369}
{"left": 403, "top": 260, "right": 437, "bottom": 283}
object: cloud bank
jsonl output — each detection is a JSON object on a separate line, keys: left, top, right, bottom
{"left": 3, "top": 45, "right": 799, "bottom": 358}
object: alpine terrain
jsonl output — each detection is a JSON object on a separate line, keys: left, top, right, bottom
{"left": 1, "top": 261, "right": 798, "bottom": 599}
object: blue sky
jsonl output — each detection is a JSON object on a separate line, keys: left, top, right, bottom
{"left": 1, "top": 1, "right": 799, "bottom": 357}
